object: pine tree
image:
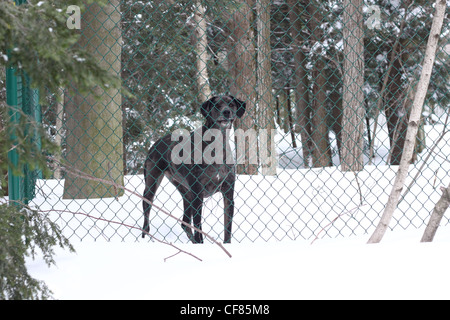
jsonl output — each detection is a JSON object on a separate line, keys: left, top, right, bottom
{"left": 63, "top": 1, "right": 125, "bottom": 199}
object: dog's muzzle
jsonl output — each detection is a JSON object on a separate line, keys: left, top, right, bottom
{"left": 217, "top": 119, "right": 233, "bottom": 129}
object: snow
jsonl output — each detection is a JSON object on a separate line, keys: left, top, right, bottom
{"left": 27, "top": 227, "right": 450, "bottom": 300}
{"left": 26, "top": 120, "right": 450, "bottom": 299}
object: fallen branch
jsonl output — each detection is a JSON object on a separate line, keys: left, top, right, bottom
{"left": 41, "top": 208, "right": 204, "bottom": 262}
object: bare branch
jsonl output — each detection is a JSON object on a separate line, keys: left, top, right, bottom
{"left": 40, "top": 208, "right": 204, "bottom": 262}
{"left": 311, "top": 204, "right": 368, "bottom": 245}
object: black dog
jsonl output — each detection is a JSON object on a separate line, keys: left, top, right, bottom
{"left": 142, "top": 95, "right": 246, "bottom": 243}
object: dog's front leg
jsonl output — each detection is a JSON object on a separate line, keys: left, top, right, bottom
{"left": 191, "top": 192, "right": 204, "bottom": 244}
{"left": 183, "top": 190, "right": 204, "bottom": 244}
{"left": 222, "top": 179, "right": 235, "bottom": 244}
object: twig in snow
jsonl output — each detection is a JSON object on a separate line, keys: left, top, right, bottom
{"left": 93, "top": 224, "right": 110, "bottom": 241}
{"left": 354, "top": 172, "right": 363, "bottom": 206}
{"left": 310, "top": 204, "right": 367, "bottom": 244}
{"left": 164, "top": 250, "right": 183, "bottom": 262}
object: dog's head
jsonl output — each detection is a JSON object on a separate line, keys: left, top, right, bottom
{"left": 201, "top": 95, "right": 246, "bottom": 130}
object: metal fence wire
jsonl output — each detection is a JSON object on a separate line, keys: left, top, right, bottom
{"left": 23, "top": 0, "right": 450, "bottom": 242}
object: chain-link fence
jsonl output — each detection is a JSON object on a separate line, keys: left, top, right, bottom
{"left": 16, "top": 0, "right": 450, "bottom": 243}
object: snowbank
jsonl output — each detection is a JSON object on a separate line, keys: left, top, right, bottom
{"left": 27, "top": 225, "right": 450, "bottom": 300}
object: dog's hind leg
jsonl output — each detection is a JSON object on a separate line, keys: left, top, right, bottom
{"left": 142, "top": 160, "right": 164, "bottom": 239}
{"left": 181, "top": 197, "right": 195, "bottom": 242}
{"left": 192, "top": 201, "right": 204, "bottom": 244}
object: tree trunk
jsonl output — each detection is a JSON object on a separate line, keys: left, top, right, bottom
{"left": 275, "top": 90, "right": 288, "bottom": 132}
{"left": 256, "top": 0, "right": 276, "bottom": 175}
{"left": 385, "top": 54, "right": 409, "bottom": 165}
{"left": 341, "top": 0, "right": 365, "bottom": 172}
{"left": 368, "top": 3, "right": 409, "bottom": 164}
{"left": 193, "top": 1, "right": 211, "bottom": 103}
{"left": 288, "top": 0, "right": 311, "bottom": 168}
{"left": 63, "top": 1, "right": 124, "bottom": 199}
{"left": 421, "top": 183, "right": 450, "bottom": 242}
{"left": 228, "top": 0, "right": 258, "bottom": 175}
{"left": 286, "top": 88, "right": 297, "bottom": 149}
{"left": 367, "top": 0, "right": 446, "bottom": 243}
{"left": 307, "top": 1, "right": 331, "bottom": 168}
{"left": 329, "top": 89, "right": 343, "bottom": 158}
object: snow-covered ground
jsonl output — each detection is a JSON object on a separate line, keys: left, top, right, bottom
{"left": 25, "top": 120, "right": 450, "bottom": 299}
{"left": 27, "top": 226, "right": 450, "bottom": 299}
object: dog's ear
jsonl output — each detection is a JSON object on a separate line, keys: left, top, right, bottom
{"left": 201, "top": 98, "right": 215, "bottom": 118}
{"left": 231, "top": 96, "right": 246, "bottom": 118}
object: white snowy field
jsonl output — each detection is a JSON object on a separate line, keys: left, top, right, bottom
{"left": 26, "top": 226, "right": 450, "bottom": 300}
{"left": 24, "top": 121, "right": 450, "bottom": 299}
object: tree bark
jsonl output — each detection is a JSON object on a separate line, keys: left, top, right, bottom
{"left": 368, "top": 2, "right": 411, "bottom": 164}
{"left": 256, "top": 0, "right": 276, "bottom": 175}
{"left": 288, "top": 0, "right": 311, "bottom": 168}
{"left": 310, "top": 64, "right": 330, "bottom": 168}
{"left": 385, "top": 53, "right": 409, "bottom": 165}
{"left": 228, "top": 0, "right": 258, "bottom": 175}
{"left": 421, "top": 183, "right": 450, "bottom": 242}
{"left": 193, "top": 1, "right": 211, "bottom": 103}
{"left": 307, "top": 1, "right": 331, "bottom": 168}
{"left": 63, "top": 1, "right": 124, "bottom": 199}
{"left": 367, "top": 0, "right": 446, "bottom": 243}
{"left": 341, "top": 0, "right": 365, "bottom": 172}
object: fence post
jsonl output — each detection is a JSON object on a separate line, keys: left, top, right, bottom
{"left": 6, "top": 67, "right": 22, "bottom": 205}
{"left": 6, "top": 0, "right": 41, "bottom": 205}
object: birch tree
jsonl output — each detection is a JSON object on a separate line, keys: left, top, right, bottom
{"left": 193, "top": 1, "right": 211, "bottom": 103}
{"left": 421, "top": 183, "right": 450, "bottom": 242}
{"left": 368, "top": 0, "right": 446, "bottom": 243}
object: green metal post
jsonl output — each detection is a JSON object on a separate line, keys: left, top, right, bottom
{"left": 6, "top": 0, "right": 41, "bottom": 205}
{"left": 22, "top": 75, "right": 41, "bottom": 203}
{"left": 6, "top": 67, "right": 23, "bottom": 204}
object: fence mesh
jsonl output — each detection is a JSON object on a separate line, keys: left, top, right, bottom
{"left": 14, "top": 0, "right": 450, "bottom": 242}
